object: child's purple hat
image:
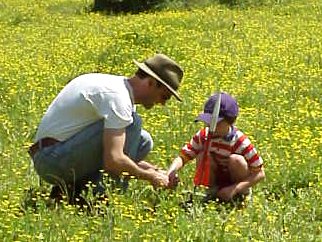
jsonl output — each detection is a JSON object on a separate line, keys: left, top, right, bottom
{"left": 195, "top": 92, "right": 239, "bottom": 125}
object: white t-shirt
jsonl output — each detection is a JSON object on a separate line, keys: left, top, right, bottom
{"left": 35, "top": 73, "right": 134, "bottom": 142}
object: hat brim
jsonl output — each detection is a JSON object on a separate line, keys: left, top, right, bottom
{"left": 195, "top": 113, "right": 224, "bottom": 125}
{"left": 133, "top": 60, "right": 182, "bottom": 102}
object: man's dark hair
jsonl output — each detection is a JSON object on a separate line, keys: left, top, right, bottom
{"left": 135, "top": 68, "right": 162, "bottom": 88}
{"left": 135, "top": 68, "right": 150, "bottom": 79}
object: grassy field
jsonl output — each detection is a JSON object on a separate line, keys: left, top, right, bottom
{"left": 0, "top": 0, "right": 321, "bottom": 241}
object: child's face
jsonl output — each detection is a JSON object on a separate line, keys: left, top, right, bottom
{"left": 213, "top": 119, "right": 231, "bottom": 137}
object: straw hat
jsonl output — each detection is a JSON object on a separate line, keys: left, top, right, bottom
{"left": 133, "top": 54, "right": 183, "bottom": 101}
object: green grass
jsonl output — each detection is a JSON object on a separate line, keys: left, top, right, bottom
{"left": 0, "top": 0, "right": 321, "bottom": 241}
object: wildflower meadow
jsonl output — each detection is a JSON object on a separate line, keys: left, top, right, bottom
{"left": 0, "top": 0, "right": 321, "bottom": 241}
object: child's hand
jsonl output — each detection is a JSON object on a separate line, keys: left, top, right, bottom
{"left": 167, "top": 170, "right": 180, "bottom": 189}
{"left": 216, "top": 185, "right": 237, "bottom": 201}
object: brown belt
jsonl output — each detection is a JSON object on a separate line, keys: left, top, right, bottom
{"left": 28, "top": 137, "right": 60, "bottom": 158}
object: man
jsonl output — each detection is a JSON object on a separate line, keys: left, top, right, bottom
{"left": 28, "top": 53, "right": 184, "bottom": 203}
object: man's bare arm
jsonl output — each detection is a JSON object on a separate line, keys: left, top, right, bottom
{"left": 102, "top": 128, "right": 168, "bottom": 187}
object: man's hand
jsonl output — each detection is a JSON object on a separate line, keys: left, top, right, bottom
{"left": 150, "top": 169, "right": 169, "bottom": 188}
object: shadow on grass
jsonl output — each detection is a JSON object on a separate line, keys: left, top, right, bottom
{"left": 20, "top": 187, "right": 109, "bottom": 216}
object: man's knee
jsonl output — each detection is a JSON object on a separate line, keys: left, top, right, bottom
{"left": 140, "top": 129, "right": 153, "bottom": 152}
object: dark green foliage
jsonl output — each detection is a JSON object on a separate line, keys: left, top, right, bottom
{"left": 92, "top": 0, "right": 165, "bottom": 13}
{"left": 92, "top": 0, "right": 290, "bottom": 13}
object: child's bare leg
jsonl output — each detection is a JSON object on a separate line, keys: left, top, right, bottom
{"left": 227, "top": 154, "right": 250, "bottom": 194}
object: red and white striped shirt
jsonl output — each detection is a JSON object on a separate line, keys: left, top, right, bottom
{"left": 180, "top": 126, "right": 263, "bottom": 168}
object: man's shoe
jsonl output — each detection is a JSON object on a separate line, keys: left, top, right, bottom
{"left": 49, "top": 185, "right": 64, "bottom": 203}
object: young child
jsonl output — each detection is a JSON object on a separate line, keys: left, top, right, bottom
{"left": 167, "top": 92, "right": 265, "bottom": 202}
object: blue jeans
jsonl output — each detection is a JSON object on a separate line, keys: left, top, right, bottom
{"left": 32, "top": 112, "right": 153, "bottom": 194}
